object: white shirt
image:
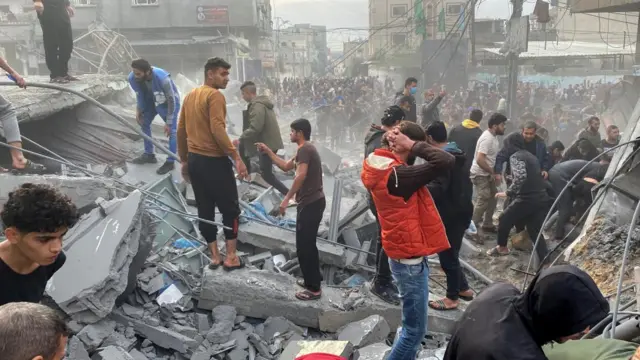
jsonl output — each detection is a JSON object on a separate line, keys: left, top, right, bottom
{"left": 470, "top": 130, "right": 499, "bottom": 177}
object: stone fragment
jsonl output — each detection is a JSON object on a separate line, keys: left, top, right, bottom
{"left": 121, "top": 304, "right": 144, "bottom": 320}
{"left": 128, "top": 349, "right": 149, "bottom": 360}
{"left": 337, "top": 315, "right": 390, "bottom": 348}
{"left": 358, "top": 343, "right": 391, "bottom": 360}
{"left": 66, "top": 337, "right": 90, "bottom": 360}
{"left": 111, "top": 312, "right": 198, "bottom": 354}
{"left": 102, "top": 331, "right": 137, "bottom": 351}
{"left": 225, "top": 347, "right": 248, "bottom": 360}
{"left": 196, "top": 313, "right": 210, "bottom": 334}
{"left": 77, "top": 319, "right": 116, "bottom": 352}
{"left": 234, "top": 315, "right": 246, "bottom": 325}
{"left": 190, "top": 352, "right": 211, "bottom": 360}
{"left": 263, "top": 317, "right": 304, "bottom": 341}
{"left": 92, "top": 346, "right": 135, "bottom": 360}
{"left": 206, "top": 305, "right": 237, "bottom": 344}
{"left": 248, "top": 333, "right": 271, "bottom": 359}
{"left": 229, "top": 330, "right": 250, "bottom": 350}
{"left": 279, "top": 341, "right": 354, "bottom": 360}
{"left": 169, "top": 324, "right": 199, "bottom": 339}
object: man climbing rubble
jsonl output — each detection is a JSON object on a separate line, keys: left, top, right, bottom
{"left": 363, "top": 105, "right": 406, "bottom": 305}
{"left": 443, "top": 265, "right": 610, "bottom": 360}
{"left": 177, "top": 57, "right": 248, "bottom": 272}
{"left": 0, "top": 183, "right": 78, "bottom": 306}
{"left": 234, "top": 81, "right": 289, "bottom": 196}
{"left": 128, "top": 58, "right": 181, "bottom": 175}
{"left": 33, "top": 0, "right": 77, "bottom": 84}
{"left": 0, "top": 56, "right": 46, "bottom": 173}
{"left": 256, "top": 118, "right": 325, "bottom": 301}
{"left": 361, "top": 121, "right": 454, "bottom": 359}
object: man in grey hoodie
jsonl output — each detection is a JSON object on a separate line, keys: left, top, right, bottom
{"left": 236, "top": 81, "right": 289, "bottom": 196}
{"left": 362, "top": 105, "right": 406, "bottom": 304}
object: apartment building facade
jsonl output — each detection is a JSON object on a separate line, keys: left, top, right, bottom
{"left": 276, "top": 23, "right": 328, "bottom": 76}
{"left": 552, "top": 2, "right": 636, "bottom": 45}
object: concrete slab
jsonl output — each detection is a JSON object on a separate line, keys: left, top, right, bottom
{"left": 2, "top": 75, "right": 129, "bottom": 124}
{"left": 238, "top": 222, "right": 347, "bottom": 267}
{"left": 66, "top": 336, "right": 91, "bottom": 360}
{"left": 92, "top": 346, "right": 135, "bottom": 360}
{"left": 0, "top": 174, "right": 115, "bottom": 210}
{"left": 337, "top": 315, "right": 390, "bottom": 349}
{"left": 357, "top": 343, "right": 391, "bottom": 360}
{"left": 198, "top": 268, "right": 461, "bottom": 334}
{"left": 48, "top": 190, "right": 152, "bottom": 323}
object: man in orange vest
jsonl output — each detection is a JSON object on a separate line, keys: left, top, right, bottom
{"left": 361, "top": 121, "right": 454, "bottom": 360}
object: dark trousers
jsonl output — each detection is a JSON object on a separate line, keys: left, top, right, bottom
{"left": 38, "top": 15, "right": 73, "bottom": 79}
{"left": 240, "top": 143, "right": 290, "bottom": 196}
{"left": 188, "top": 153, "right": 241, "bottom": 242}
{"left": 438, "top": 218, "right": 470, "bottom": 300}
{"left": 498, "top": 199, "right": 549, "bottom": 262}
{"left": 296, "top": 197, "right": 326, "bottom": 292}
{"left": 550, "top": 178, "right": 573, "bottom": 239}
{"left": 368, "top": 196, "right": 392, "bottom": 284}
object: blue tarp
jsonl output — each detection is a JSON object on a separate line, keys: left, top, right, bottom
{"left": 241, "top": 201, "right": 297, "bottom": 229}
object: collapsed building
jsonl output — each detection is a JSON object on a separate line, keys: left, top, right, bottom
{"left": 0, "top": 74, "right": 495, "bottom": 360}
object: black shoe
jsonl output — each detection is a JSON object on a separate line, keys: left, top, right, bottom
{"left": 132, "top": 153, "right": 158, "bottom": 165}
{"left": 370, "top": 280, "right": 400, "bottom": 306}
{"left": 156, "top": 161, "right": 175, "bottom": 175}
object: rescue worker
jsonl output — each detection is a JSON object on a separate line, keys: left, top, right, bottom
{"left": 128, "top": 59, "right": 181, "bottom": 175}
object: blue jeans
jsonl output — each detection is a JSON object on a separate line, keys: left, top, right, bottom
{"left": 141, "top": 108, "right": 177, "bottom": 162}
{"left": 388, "top": 258, "right": 429, "bottom": 360}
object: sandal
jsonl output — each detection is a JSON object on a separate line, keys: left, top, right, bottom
{"left": 11, "top": 160, "right": 47, "bottom": 175}
{"left": 459, "top": 291, "right": 474, "bottom": 302}
{"left": 296, "top": 278, "right": 311, "bottom": 290}
{"left": 208, "top": 261, "right": 222, "bottom": 270}
{"left": 486, "top": 246, "right": 510, "bottom": 257}
{"left": 223, "top": 257, "right": 245, "bottom": 272}
{"left": 295, "top": 289, "right": 321, "bottom": 301}
{"left": 428, "top": 299, "right": 458, "bottom": 311}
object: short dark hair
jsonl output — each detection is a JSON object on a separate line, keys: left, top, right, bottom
{"left": 0, "top": 302, "right": 70, "bottom": 360}
{"left": 1, "top": 183, "right": 78, "bottom": 234}
{"left": 426, "top": 121, "right": 447, "bottom": 143}
{"left": 291, "top": 118, "right": 312, "bottom": 141}
{"left": 204, "top": 57, "right": 231, "bottom": 77}
{"left": 588, "top": 116, "right": 600, "bottom": 124}
{"left": 397, "top": 121, "right": 427, "bottom": 142}
{"left": 523, "top": 121, "right": 538, "bottom": 130}
{"left": 488, "top": 113, "right": 507, "bottom": 128}
{"left": 469, "top": 109, "right": 483, "bottom": 123}
{"left": 404, "top": 77, "right": 418, "bottom": 87}
{"left": 607, "top": 124, "right": 619, "bottom": 132}
{"left": 550, "top": 140, "right": 565, "bottom": 151}
{"left": 398, "top": 95, "right": 413, "bottom": 105}
{"left": 240, "top": 81, "right": 257, "bottom": 94}
{"left": 131, "top": 58, "right": 151, "bottom": 72}
{"left": 381, "top": 105, "right": 405, "bottom": 127}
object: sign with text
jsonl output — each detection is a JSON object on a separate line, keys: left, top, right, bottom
{"left": 196, "top": 5, "right": 229, "bottom": 25}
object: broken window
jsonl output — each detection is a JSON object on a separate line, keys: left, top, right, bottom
{"left": 447, "top": 3, "right": 463, "bottom": 15}
{"left": 390, "top": 4, "right": 408, "bottom": 17}
{"left": 392, "top": 33, "right": 407, "bottom": 45}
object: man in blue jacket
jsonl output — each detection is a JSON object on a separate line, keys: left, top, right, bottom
{"left": 128, "top": 59, "right": 180, "bottom": 175}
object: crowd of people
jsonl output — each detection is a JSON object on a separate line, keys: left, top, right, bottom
{"left": 0, "top": 56, "right": 633, "bottom": 360}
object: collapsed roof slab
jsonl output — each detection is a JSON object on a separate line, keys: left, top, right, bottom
{"left": 0, "top": 174, "right": 116, "bottom": 210}
{"left": 2, "top": 75, "right": 129, "bottom": 124}
{"left": 198, "top": 267, "right": 461, "bottom": 334}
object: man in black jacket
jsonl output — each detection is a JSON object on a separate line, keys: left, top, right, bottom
{"left": 425, "top": 121, "right": 474, "bottom": 311}
{"left": 363, "top": 105, "right": 406, "bottom": 304}
{"left": 394, "top": 77, "right": 418, "bottom": 122}
{"left": 448, "top": 109, "right": 484, "bottom": 199}
{"left": 443, "top": 265, "right": 609, "bottom": 360}
{"left": 488, "top": 132, "right": 550, "bottom": 263}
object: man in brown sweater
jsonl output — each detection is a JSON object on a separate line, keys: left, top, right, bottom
{"left": 177, "top": 57, "right": 248, "bottom": 271}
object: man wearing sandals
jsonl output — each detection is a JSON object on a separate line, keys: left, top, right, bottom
{"left": 362, "top": 121, "right": 454, "bottom": 360}
{"left": 256, "top": 118, "right": 325, "bottom": 301}
{"left": 33, "top": 0, "right": 78, "bottom": 84}
{"left": 0, "top": 56, "right": 46, "bottom": 174}
{"left": 177, "top": 57, "right": 248, "bottom": 272}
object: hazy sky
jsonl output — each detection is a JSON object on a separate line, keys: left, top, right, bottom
{"left": 272, "top": 0, "right": 537, "bottom": 50}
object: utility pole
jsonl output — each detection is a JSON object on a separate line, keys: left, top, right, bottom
{"left": 470, "top": 0, "right": 476, "bottom": 65}
{"left": 505, "top": 0, "right": 525, "bottom": 120}
{"left": 95, "top": 0, "right": 104, "bottom": 23}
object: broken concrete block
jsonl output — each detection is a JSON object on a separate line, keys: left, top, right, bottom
{"left": 196, "top": 313, "right": 210, "bottom": 334}
{"left": 121, "top": 304, "right": 144, "bottom": 320}
{"left": 279, "top": 341, "right": 354, "bottom": 360}
{"left": 48, "top": 191, "right": 153, "bottom": 323}
{"left": 67, "top": 336, "right": 91, "bottom": 360}
{"left": 206, "top": 305, "right": 237, "bottom": 344}
{"left": 127, "top": 349, "right": 149, "bottom": 360}
{"left": 92, "top": 346, "right": 135, "bottom": 360}
{"left": 198, "top": 268, "right": 461, "bottom": 333}
{"left": 190, "top": 352, "right": 211, "bottom": 360}
{"left": 77, "top": 319, "right": 116, "bottom": 352}
{"left": 169, "top": 324, "right": 198, "bottom": 339}
{"left": 357, "top": 343, "right": 391, "bottom": 360}
{"left": 229, "top": 330, "right": 250, "bottom": 350}
{"left": 102, "top": 331, "right": 136, "bottom": 352}
{"left": 225, "top": 347, "right": 248, "bottom": 360}
{"left": 337, "top": 315, "right": 390, "bottom": 349}
{"left": 111, "top": 311, "right": 198, "bottom": 354}
{"left": 263, "top": 317, "right": 304, "bottom": 341}
{"left": 247, "top": 333, "right": 271, "bottom": 358}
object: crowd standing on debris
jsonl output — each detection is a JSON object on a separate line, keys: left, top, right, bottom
{"left": 0, "top": 53, "right": 634, "bottom": 360}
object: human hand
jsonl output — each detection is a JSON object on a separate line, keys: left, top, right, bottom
{"left": 236, "top": 160, "right": 249, "bottom": 180}
{"left": 136, "top": 111, "right": 143, "bottom": 125}
{"left": 11, "top": 73, "right": 26, "bottom": 89}
{"left": 541, "top": 171, "right": 549, "bottom": 180}
{"left": 439, "top": 90, "right": 447, "bottom": 97}
{"left": 181, "top": 163, "right": 190, "bottom": 183}
{"left": 66, "top": 5, "right": 74, "bottom": 17}
{"left": 387, "top": 128, "right": 415, "bottom": 153}
{"left": 494, "top": 174, "right": 502, "bottom": 184}
{"left": 255, "top": 142, "right": 269, "bottom": 153}
{"left": 232, "top": 139, "right": 240, "bottom": 147}
{"left": 34, "top": 1, "right": 43, "bottom": 14}
{"left": 495, "top": 192, "right": 507, "bottom": 199}
{"left": 164, "top": 124, "right": 170, "bottom": 137}
{"left": 279, "top": 197, "right": 290, "bottom": 216}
